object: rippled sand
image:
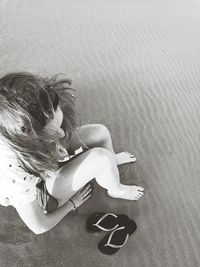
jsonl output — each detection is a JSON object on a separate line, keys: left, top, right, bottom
{"left": 1, "top": 1, "right": 200, "bottom": 266}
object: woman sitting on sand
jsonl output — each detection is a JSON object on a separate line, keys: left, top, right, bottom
{"left": 0, "top": 72, "right": 144, "bottom": 234}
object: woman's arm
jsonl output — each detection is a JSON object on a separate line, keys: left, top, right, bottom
{"left": 15, "top": 199, "right": 74, "bottom": 234}
{"left": 15, "top": 183, "right": 92, "bottom": 234}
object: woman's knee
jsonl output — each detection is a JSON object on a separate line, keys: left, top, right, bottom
{"left": 91, "top": 124, "right": 111, "bottom": 144}
{"left": 89, "top": 147, "right": 115, "bottom": 165}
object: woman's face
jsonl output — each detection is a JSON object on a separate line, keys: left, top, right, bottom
{"left": 42, "top": 105, "right": 65, "bottom": 139}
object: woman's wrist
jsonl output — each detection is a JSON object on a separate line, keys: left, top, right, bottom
{"left": 69, "top": 199, "right": 76, "bottom": 210}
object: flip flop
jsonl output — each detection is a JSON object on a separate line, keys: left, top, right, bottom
{"left": 98, "top": 219, "right": 137, "bottom": 255}
{"left": 86, "top": 212, "right": 129, "bottom": 232}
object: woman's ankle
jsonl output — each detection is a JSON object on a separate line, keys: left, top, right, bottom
{"left": 107, "top": 185, "right": 123, "bottom": 195}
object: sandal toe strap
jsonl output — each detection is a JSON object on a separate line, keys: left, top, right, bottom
{"left": 93, "top": 213, "right": 119, "bottom": 231}
{"left": 104, "top": 226, "right": 129, "bottom": 248}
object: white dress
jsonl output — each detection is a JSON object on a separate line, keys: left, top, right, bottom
{"left": 0, "top": 139, "right": 81, "bottom": 208}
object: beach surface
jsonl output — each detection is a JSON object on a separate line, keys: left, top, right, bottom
{"left": 1, "top": 1, "right": 200, "bottom": 266}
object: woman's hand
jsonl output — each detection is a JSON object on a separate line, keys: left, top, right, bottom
{"left": 70, "top": 183, "right": 93, "bottom": 209}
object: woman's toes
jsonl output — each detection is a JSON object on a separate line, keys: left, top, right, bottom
{"left": 135, "top": 195, "right": 141, "bottom": 200}
{"left": 126, "top": 152, "right": 135, "bottom": 157}
{"left": 137, "top": 186, "right": 144, "bottom": 191}
{"left": 135, "top": 191, "right": 144, "bottom": 199}
{"left": 116, "top": 151, "right": 137, "bottom": 165}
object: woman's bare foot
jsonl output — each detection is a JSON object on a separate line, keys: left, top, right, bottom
{"left": 107, "top": 185, "right": 144, "bottom": 200}
{"left": 115, "top": 152, "right": 136, "bottom": 165}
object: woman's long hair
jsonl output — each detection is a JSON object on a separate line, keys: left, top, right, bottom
{"left": 0, "top": 72, "right": 77, "bottom": 179}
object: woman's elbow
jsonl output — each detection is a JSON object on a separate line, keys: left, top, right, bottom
{"left": 29, "top": 222, "right": 51, "bottom": 235}
{"left": 15, "top": 201, "right": 53, "bottom": 235}
{"left": 32, "top": 229, "right": 47, "bottom": 235}
{"left": 32, "top": 227, "right": 47, "bottom": 235}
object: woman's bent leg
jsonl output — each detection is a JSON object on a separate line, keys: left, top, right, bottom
{"left": 46, "top": 147, "right": 144, "bottom": 207}
{"left": 67, "top": 124, "right": 137, "bottom": 165}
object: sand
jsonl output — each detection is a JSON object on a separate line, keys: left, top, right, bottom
{"left": 1, "top": 0, "right": 200, "bottom": 266}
